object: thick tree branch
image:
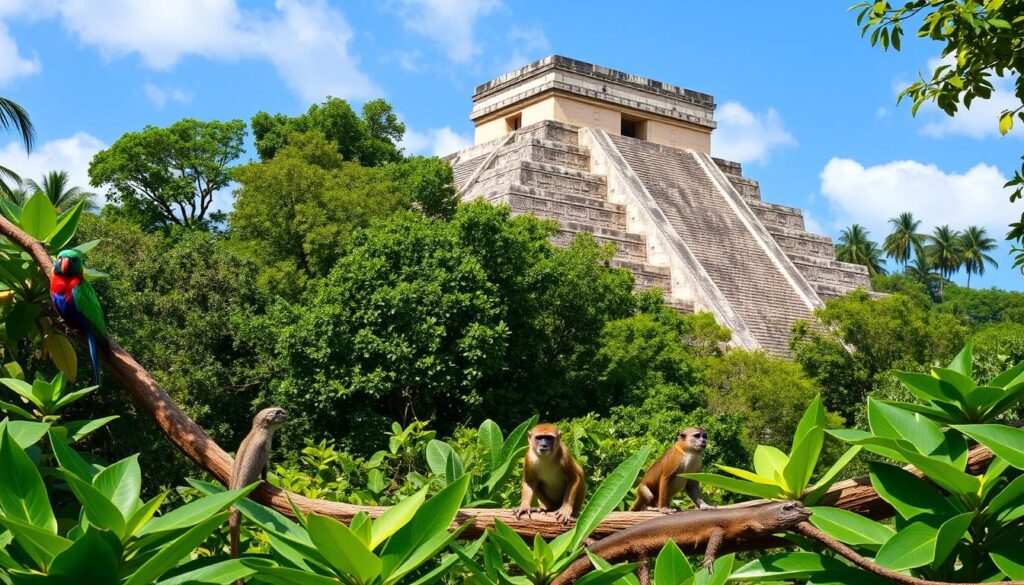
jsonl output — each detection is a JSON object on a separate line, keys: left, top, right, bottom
{"left": 0, "top": 213, "right": 1003, "bottom": 542}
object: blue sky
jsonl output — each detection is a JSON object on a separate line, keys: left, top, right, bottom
{"left": 1, "top": 0, "right": 1022, "bottom": 290}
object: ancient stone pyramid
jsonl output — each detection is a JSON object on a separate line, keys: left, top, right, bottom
{"left": 446, "top": 56, "right": 871, "bottom": 355}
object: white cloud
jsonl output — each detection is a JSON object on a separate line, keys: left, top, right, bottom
{"left": 401, "top": 126, "right": 471, "bottom": 156}
{"left": 0, "top": 21, "right": 39, "bottom": 84}
{"left": 6, "top": 0, "right": 376, "bottom": 101}
{"left": 819, "top": 157, "right": 1013, "bottom": 239}
{"left": 390, "top": 0, "right": 501, "bottom": 63}
{"left": 496, "top": 25, "right": 548, "bottom": 74}
{"left": 0, "top": 132, "right": 106, "bottom": 200}
{"left": 143, "top": 83, "right": 192, "bottom": 108}
{"left": 712, "top": 101, "right": 796, "bottom": 165}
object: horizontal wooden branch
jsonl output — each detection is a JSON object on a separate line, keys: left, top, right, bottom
{"left": 0, "top": 214, "right": 999, "bottom": 541}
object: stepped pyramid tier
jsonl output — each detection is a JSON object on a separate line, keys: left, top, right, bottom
{"left": 444, "top": 56, "right": 871, "bottom": 354}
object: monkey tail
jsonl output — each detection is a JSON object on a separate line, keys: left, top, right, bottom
{"left": 229, "top": 508, "right": 240, "bottom": 558}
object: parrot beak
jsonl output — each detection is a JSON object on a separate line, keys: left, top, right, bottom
{"left": 59, "top": 257, "right": 70, "bottom": 274}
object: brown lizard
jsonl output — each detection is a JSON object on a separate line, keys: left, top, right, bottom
{"left": 551, "top": 500, "right": 811, "bottom": 585}
{"left": 229, "top": 407, "right": 288, "bottom": 571}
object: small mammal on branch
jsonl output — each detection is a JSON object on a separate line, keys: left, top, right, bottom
{"left": 552, "top": 500, "right": 811, "bottom": 585}
{"left": 512, "top": 423, "right": 586, "bottom": 525}
{"left": 229, "top": 407, "right": 288, "bottom": 565}
{"left": 631, "top": 426, "right": 711, "bottom": 512}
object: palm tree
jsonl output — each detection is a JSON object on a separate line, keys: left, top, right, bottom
{"left": 0, "top": 97, "right": 35, "bottom": 197}
{"left": 882, "top": 212, "right": 924, "bottom": 269}
{"left": 22, "top": 170, "right": 96, "bottom": 212}
{"left": 926, "top": 225, "right": 964, "bottom": 301}
{"left": 960, "top": 225, "right": 998, "bottom": 288}
{"left": 836, "top": 224, "right": 887, "bottom": 276}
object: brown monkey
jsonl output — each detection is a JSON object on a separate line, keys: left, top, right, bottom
{"left": 631, "top": 426, "right": 712, "bottom": 513}
{"left": 512, "top": 423, "right": 586, "bottom": 524}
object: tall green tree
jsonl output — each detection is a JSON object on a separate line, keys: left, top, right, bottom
{"left": 882, "top": 211, "right": 923, "bottom": 269}
{"left": 960, "top": 225, "right": 999, "bottom": 288}
{"left": 89, "top": 118, "right": 245, "bottom": 230}
{"left": 23, "top": 170, "right": 96, "bottom": 212}
{"left": 251, "top": 97, "right": 405, "bottom": 165}
{"left": 0, "top": 96, "right": 34, "bottom": 196}
{"left": 853, "top": 1, "right": 1024, "bottom": 270}
{"left": 835, "top": 223, "right": 887, "bottom": 276}
{"left": 926, "top": 225, "right": 964, "bottom": 300}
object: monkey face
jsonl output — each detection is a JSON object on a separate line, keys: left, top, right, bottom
{"left": 532, "top": 434, "right": 557, "bottom": 455}
{"left": 679, "top": 427, "right": 707, "bottom": 452}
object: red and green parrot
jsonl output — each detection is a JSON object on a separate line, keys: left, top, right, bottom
{"left": 50, "top": 249, "right": 107, "bottom": 383}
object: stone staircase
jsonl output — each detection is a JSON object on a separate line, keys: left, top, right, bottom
{"left": 455, "top": 121, "right": 681, "bottom": 305}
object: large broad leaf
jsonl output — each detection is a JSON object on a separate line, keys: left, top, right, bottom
{"left": 489, "top": 519, "right": 537, "bottom": 576}
{"left": 869, "top": 462, "right": 956, "bottom": 520}
{"left": 947, "top": 342, "right": 973, "bottom": 378}
{"left": 370, "top": 487, "right": 427, "bottom": 549}
{"left": 893, "top": 371, "right": 964, "bottom": 405}
{"left": 6, "top": 420, "right": 50, "bottom": 449}
{"left": 692, "top": 553, "right": 734, "bottom": 585}
{"left": 716, "top": 464, "right": 780, "bottom": 485}
{"left": 990, "top": 527, "right": 1024, "bottom": 580}
{"left": 953, "top": 425, "right": 1024, "bottom": 469}
{"left": 875, "top": 521, "right": 938, "bottom": 571}
{"left": 306, "top": 514, "right": 382, "bottom": 583}
{"left": 63, "top": 416, "right": 118, "bottom": 443}
{"left": 894, "top": 450, "right": 980, "bottom": 498}
{"left": 48, "top": 528, "right": 119, "bottom": 584}
{"left": 791, "top": 396, "right": 825, "bottom": 459}
{"left": 731, "top": 552, "right": 837, "bottom": 581}
{"left": 987, "top": 474, "right": 1024, "bottom": 524}
{"left": 43, "top": 333, "right": 77, "bottom": 383}
{"left": 254, "top": 566, "right": 357, "bottom": 585}
{"left": 478, "top": 419, "right": 503, "bottom": 470}
{"left": 158, "top": 557, "right": 272, "bottom": 585}
{"left": 808, "top": 507, "right": 892, "bottom": 546}
{"left": 0, "top": 423, "right": 56, "bottom": 532}
{"left": 0, "top": 515, "right": 72, "bottom": 570}
{"left": 379, "top": 474, "right": 469, "bottom": 576}
{"left": 932, "top": 512, "right": 973, "bottom": 567}
{"left": 92, "top": 455, "right": 142, "bottom": 519}
{"left": 62, "top": 472, "right": 126, "bottom": 538}
{"left": 45, "top": 199, "right": 84, "bottom": 250}
{"left": 867, "top": 399, "right": 945, "bottom": 458}
{"left": 21, "top": 192, "right": 56, "bottom": 240}
{"left": 500, "top": 416, "right": 538, "bottom": 465}
{"left": 48, "top": 429, "right": 95, "bottom": 480}
{"left": 125, "top": 512, "right": 231, "bottom": 585}
{"left": 571, "top": 446, "right": 650, "bottom": 549}
{"left": 425, "top": 440, "right": 457, "bottom": 477}
{"left": 782, "top": 432, "right": 819, "bottom": 496}
{"left": 125, "top": 492, "right": 168, "bottom": 539}
{"left": 753, "top": 445, "right": 789, "bottom": 480}
{"left": 385, "top": 523, "right": 466, "bottom": 585}
{"left": 682, "top": 473, "right": 784, "bottom": 500}
{"left": 804, "top": 445, "right": 863, "bottom": 505}
{"left": 653, "top": 540, "right": 693, "bottom": 585}
{"left": 136, "top": 484, "right": 257, "bottom": 536}
{"left": 572, "top": 562, "right": 640, "bottom": 585}
{"left": 188, "top": 479, "right": 311, "bottom": 545}
{"left": 5, "top": 302, "right": 41, "bottom": 344}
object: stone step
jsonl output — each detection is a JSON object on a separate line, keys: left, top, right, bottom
{"left": 493, "top": 137, "right": 590, "bottom": 171}
{"left": 747, "top": 200, "right": 806, "bottom": 231}
{"left": 726, "top": 175, "right": 761, "bottom": 202}
{"left": 608, "top": 258, "right": 671, "bottom": 291}
{"left": 766, "top": 225, "right": 834, "bottom": 260}
{"left": 663, "top": 298, "right": 695, "bottom": 313}
{"left": 484, "top": 184, "right": 627, "bottom": 230}
{"left": 478, "top": 159, "right": 608, "bottom": 199}
{"left": 517, "top": 120, "right": 580, "bottom": 146}
{"left": 812, "top": 282, "right": 875, "bottom": 301}
{"left": 553, "top": 221, "right": 649, "bottom": 263}
{"left": 788, "top": 253, "right": 872, "bottom": 289}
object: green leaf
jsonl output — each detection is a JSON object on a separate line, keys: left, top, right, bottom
{"left": 92, "top": 455, "right": 142, "bottom": 519}
{"left": 875, "top": 522, "right": 938, "bottom": 571}
{"left": 869, "top": 462, "right": 955, "bottom": 520}
{"left": 157, "top": 557, "right": 270, "bottom": 585}
{"left": 682, "top": 473, "right": 784, "bottom": 500}
{"left": 0, "top": 423, "right": 56, "bottom": 532}
{"left": 386, "top": 526, "right": 466, "bottom": 585}
{"left": 63, "top": 416, "right": 118, "bottom": 442}
{"left": 573, "top": 563, "right": 640, "bottom": 585}
{"left": 572, "top": 446, "right": 650, "bottom": 549}
{"left": 21, "top": 193, "right": 56, "bottom": 240}
{"left": 0, "top": 515, "right": 71, "bottom": 570}
{"left": 489, "top": 519, "right": 536, "bottom": 576}
{"left": 72, "top": 239, "right": 100, "bottom": 255}
{"left": 753, "top": 445, "right": 789, "bottom": 479}
{"left": 654, "top": 540, "right": 693, "bottom": 584}
{"left": 6, "top": 421, "right": 50, "bottom": 449}
{"left": 48, "top": 528, "right": 119, "bottom": 584}
{"left": 731, "top": 552, "right": 836, "bottom": 580}
{"left": 895, "top": 450, "right": 980, "bottom": 497}
{"left": 244, "top": 566, "right": 341, "bottom": 585}
{"left": 379, "top": 474, "right": 469, "bottom": 577}
{"left": 371, "top": 487, "right": 427, "bottom": 549}
{"left": 478, "top": 419, "right": 503, "bottom": 470}
{"left": 125, "top": 511, "right": 231, "bottom": 585}
{"left": 894, "top": 371, "right": 963, "bottom": 404}
{"left": 0, "top": 198, "right": 22, "bottom": 224}
{"left": 136, "top": 484, "right": 257, "bottom": 536}
{"left": 0, "top": 378, "right": 40, "bottom": 409}
{"left": 805, "top": 446, "right": 863, "bottom": 505}
{"left": 867, "top": 399, "right": 945, "bottom": 457}
{"left": 783, "top": 433, "right": 818, "bottom": 495}
{"left": 307, "top": 514, "right": 382, "bottom": 583}
{"left": 990, "top": 527, "right": 1024, "bottom": 579}
{"left": 125, "top": 492, "right": 168, "bottom": 538}
{"left": 988, "top": 359, "right": 1024, "bottom": 388}
{"left": 62, "top": 472, "right": 126, "bottom": 538}
{"left": 947, "top": 342, "right": 973, "bottom": 377}
{"left": 716, "top": 464, "right": 779, "bottom": 485}
{"left": 425, "top": 440, "right": 456, "bottom": 477}
{"left": 808, "top": 507, "right": 892, "bottom": 546}
{"left": 933, "top": 512, "right": 973, "bottom": 567}
{"left": 953, "top": 424, "right": 1024, "bottom": 468}
{"left": 500, "top": 416, "right": 537, "bottom": 463}
{"left": 45, "top": 199, "right": 84, "bottom": 250}
{"left": 48, "top": 429, "right": 94, "bottom": 480}
{"left": 5, "top": 302, "right": 41, "bottom": 344}
{"left": 692, "top": 553, "right": 734, "bottom": 585}
{"left": 988, "top": 474, "right": 1024, "bottom": 524}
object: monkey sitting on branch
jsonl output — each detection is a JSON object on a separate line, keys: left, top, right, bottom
{"left": 631, "top": 426, "right": 712, "bottom": 513}
{"left": 512, "top": 423, "right": 586, "bottom": 525}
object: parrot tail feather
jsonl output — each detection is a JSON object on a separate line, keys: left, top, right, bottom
{"left": 86, "top": 331, "right": 101, "bottom": 384}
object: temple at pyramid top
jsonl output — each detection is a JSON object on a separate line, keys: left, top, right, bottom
{"left": 447, "top": 56, "right": 873, "bottom": 355}
{"left": 469, "top": 55, "right": 717, "bottom": 151}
